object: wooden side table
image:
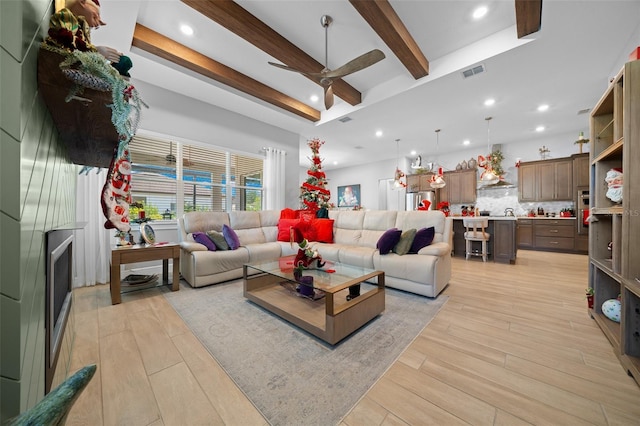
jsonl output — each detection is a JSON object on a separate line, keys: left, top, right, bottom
{"left": 110, "top": 244, "right": 180, "bottom": 304}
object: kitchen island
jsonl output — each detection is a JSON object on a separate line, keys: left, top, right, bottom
{"left": 451, "top": 217, "right": 517, "bottom": 264}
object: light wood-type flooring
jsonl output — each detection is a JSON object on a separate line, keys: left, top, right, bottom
{"left": 66, "top": 250, "right": 640, "bottom": 425}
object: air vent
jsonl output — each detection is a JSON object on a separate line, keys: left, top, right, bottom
{"left": 461, "top": 64, "right": 485, "bottom": 79}
{"left": 354, "top": 146, "right": 364, "bottom": 150}
{"left": 577, "top": 108, "right": 591, "bottom": 115}
{"left": 338, "top": 116, "right": 352, "bottom": 123}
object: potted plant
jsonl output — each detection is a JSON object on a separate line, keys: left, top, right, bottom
{"left": 586, "top": 288, "right": 594, "bottom": 309}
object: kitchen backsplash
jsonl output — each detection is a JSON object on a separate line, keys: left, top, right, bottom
{"left": 449, "top": 187, "right": 575, "bottom": 217}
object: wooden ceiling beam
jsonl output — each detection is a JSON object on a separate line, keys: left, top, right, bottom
{"left": 132, "top": 24, "right": 320, "bottom": 122}
{"left": 515, "top": 0, "right": 543, "bottom": 38}
{"left": 181, "top": 0, "right": 363, "bottom": 106}
{"left": 349, "top": 0, "right": 429, "bottom": 80}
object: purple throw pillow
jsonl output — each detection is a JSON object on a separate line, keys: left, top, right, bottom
{"left": 377, "top": 228, "right": 402, "bottom": 255}
{"left": 192, "top": 232, "right": 216, "bottom": 251}
{"left": 222, "top": 224, "right": 241, "bottom": 250}
{"left": 410, "top": 227, "right": 435, "bottom": 253}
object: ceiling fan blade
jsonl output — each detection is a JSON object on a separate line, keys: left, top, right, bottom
{"left": 324, "top": 49, "right": 385, "bottom": 79}
{"left": 268, "top": 62, "right": 306, "bottom": 74}
{"left": 324, "top": 85, "right": 334, "bottom": 110}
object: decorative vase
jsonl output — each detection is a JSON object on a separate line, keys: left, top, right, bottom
{"left": 346, "top": 284, "right": 361, "bottom": 301}
{"left": 296, "top": 275, "right": 315, "bottom": 297}
{"left": 587, "top": 294, "right": 594, "bottom": 309}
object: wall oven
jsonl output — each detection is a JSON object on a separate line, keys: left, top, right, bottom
{"left": 577, "top": 188, "right": 590, "bottom": 235}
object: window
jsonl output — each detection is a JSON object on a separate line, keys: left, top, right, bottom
{"left": 128, "top": 135, "right": 263, "bottom": 219}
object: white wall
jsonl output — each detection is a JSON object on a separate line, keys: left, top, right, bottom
{"left": 135, "top": 80, "right": 301, "bottom": 208}
{"left": 318, "top": 130, "right": 589, "bottom": 212}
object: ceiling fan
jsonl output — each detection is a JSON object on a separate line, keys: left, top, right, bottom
{"left": 268, "top": 15, "right": 385, "bottom": 110}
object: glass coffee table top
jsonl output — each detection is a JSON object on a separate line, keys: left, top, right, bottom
{"left": 246, "top": 255, "right": 377, "bottom": 292}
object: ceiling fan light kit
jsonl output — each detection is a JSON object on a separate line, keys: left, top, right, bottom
{"left": 268, "top": 15, "right": 385, "bottom": 110}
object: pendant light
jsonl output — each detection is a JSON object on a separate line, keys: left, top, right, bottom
{"left": 429, "top": 129, "right": 446, "bottom": 189}
{"left": 480, "top": 116, "right": 500, "bottom": 185}
{"left": 393, "top": 139, "right": 406, "bottom": 189}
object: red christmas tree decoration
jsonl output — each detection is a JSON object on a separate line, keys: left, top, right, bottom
{"left": 300, "top": 138, "right": 331, "bottom": 211}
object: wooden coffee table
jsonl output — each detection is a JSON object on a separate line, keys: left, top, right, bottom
{"left": 110, "top": 243, "right": 180, "bottom": 304}
{"left": 243, "top": 256, "right": 385, "bottom": 344}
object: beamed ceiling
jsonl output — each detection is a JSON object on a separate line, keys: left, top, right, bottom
{"left": 132, "top": 0, "right": 541, "bottom": 121}
{"left": 91, "top": 1, "right": 640, "bottom": 169}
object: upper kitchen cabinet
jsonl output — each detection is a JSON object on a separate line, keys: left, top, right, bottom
{"left": 573, "top": 153, "right": 590, "bottom": 188}
{"left": 518, "top": 158, "right": 573, "bottom": 202}
{"left": 439, "top": 169, "right": 477, "bottom": 204}
{"left": 406, "top": 173, "right": 435, "bottom": 193}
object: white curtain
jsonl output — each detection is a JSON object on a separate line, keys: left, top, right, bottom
{"left": 263, "top": 147, "right": 286, "bottom": 210}
{"left": 74, "top": 169, "right": 111, "bottom": 287}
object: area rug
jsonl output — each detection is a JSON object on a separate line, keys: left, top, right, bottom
{"left": 164, "top": 280, "right": 447, "bottom": 426}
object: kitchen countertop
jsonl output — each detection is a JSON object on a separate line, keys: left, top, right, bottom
{"left": 451, "top": 216, "right": 517, "bottom": 221}
{"left": 450, "top": 216, "right": 576, "bottom": 220}
{"left": 516, "top": 216, "right": 576, "bottom": 220}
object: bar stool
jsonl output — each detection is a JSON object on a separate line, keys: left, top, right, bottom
{"left": 463, "top": 218, "right": 490, "bottom": 262}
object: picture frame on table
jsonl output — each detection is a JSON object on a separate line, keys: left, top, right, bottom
{"left": 140, "top": 223, "right": 156, "bottom": 245}
{"left": 337, "top": 184, "right": 361, "bottom": 207}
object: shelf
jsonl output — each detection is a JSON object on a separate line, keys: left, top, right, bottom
{"left": 591, "top": 258, "right": 620, "bottom": 280}
{"left": 592, "top": 311, "right": 621, "bottom": 350}
{"left": 37, "top": 48, "right": 120, "bottom": 168}
{"left": 589, "top": 59, "right": 640, "bottom": 388}
{"left": 592, "top": 137, "right": 624, "bottom": 164}
{"left": 596, "top": 118, "right": 615, "bottom": 140}
{"left": 592, "top": 206, "right": 623, "bottom": 215}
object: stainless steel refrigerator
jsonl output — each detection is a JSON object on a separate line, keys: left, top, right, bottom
{"left": 406, "top": 191, "right": 435, "bottom": 211}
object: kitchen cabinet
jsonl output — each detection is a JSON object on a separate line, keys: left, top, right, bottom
{"left": 573, "top": 153, "right": 590, "bottom": 188}
{"left": 518, "top": 158, "right": 573, "bottom": 202}
{"left": 438, "top": 169, "right": 477, "bottom": 204}
{"left": 406, "top": 173, "right": 434, "bottom": 193}
{"left": 534, "top": 219, "right": 574, "bottom": 251}
{"left": 589, "top": 59, "right": 640, "bottom": 386}
{"left": 452, "top": 218, "right": 516, "bottom": 264}
{"left": 493, "top": 220, "right": 517, "bottom": 264}
{"left": 517, "top": 219, "right": 533, "bottom": 248}
{"left": 517, "top": 218, "right": 577, "bottom": 252}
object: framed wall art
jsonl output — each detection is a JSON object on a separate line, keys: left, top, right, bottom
{"left": 337, "top": 184, "right": 361, "bottom": 207}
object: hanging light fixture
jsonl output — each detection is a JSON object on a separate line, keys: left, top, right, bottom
{"left": 393, "top": 139, "right": 407, "bottom": 189}
{"left": 429, "top": 129, "right": 446, "bottom": 189}
{"left": 479, "top": 116, "right": 500, "bottom": 185}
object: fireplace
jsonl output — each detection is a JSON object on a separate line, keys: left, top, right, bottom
{"left": 45, "top": 229, "right": 74, "bottom": 393}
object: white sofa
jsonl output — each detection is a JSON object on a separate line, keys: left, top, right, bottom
{"left": 178, "top": 209, "right": 453, "bottom": 297}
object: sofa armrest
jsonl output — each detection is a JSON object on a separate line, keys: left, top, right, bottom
{"left": 180, "top": 241, "right": 208, "bottom": 253}
{"left": 417, "top": 242, "right": 450, "bottom": 256}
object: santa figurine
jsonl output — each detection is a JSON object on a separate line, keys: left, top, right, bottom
{"left": 605, "top": 168, "right": 623, "bottom": 203}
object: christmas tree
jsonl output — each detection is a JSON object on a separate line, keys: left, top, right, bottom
{"left": 300, "top": 138, "right": 331, "bottom": 211}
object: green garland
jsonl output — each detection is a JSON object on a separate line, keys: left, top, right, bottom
{"left": 488, "top": 149, "right": 504, "bottom": 177}
{"left": 41, "top": 44, "right": 147, "bottom": 155}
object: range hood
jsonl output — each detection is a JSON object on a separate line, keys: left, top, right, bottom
{"left": 478, "top": 180, "right": 515, "bottom": 190}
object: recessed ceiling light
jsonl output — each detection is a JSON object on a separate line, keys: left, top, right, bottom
{"left": 410, "top": 150, "right": 417, "bottom": 156}
{"left": 375, "top": 130, "right": 383, "bottom": 137}
{"left": 463, "top": 140, "right": 471, "bottom": 145}
{"left": 484, "top": 98, "right": 495, "bottom": 106}
{"left": 180, "top": 24, "right": 194, "bottom": 36}
{"left": 537, "top": 104, "right": 549, "bottom": 112}
{"left": 310, "top": 95, "right": 319, "bottom": 103}
{"left": 473, "top": 6, "right": 488, "bottom": 20}
{"left": 333, "top": 161, "right": 338, "bottom": 165}
{"left": 536, "top": 125, "right": 545, "bottom": 132}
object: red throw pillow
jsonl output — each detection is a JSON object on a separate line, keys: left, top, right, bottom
{"left": 280, "top": 208, "right": 297, "bottom": 219}
{"left": 313, "top": 218, "right": 334, "bottom": 243}
{"left": 277, "top": 219, "right": 299, "bottom": 242}
{"left": 298, "top": 210, "right": 316, "bottom": 222}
